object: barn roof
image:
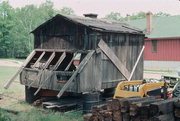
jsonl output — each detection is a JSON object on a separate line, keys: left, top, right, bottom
{"left": 127, "top": 15, "right": 180, "bottom": 38}
{"left": 31, "top": 14, "right": 143, "bottom": 34}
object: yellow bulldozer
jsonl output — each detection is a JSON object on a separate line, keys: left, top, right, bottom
{"left": 113, "top": 80, "right": 168, "bottom": 99}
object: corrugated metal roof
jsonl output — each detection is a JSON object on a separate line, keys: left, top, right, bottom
{"left": 32, "top": 14, "right": 143, "bottom": 34}
{"left": 127, "top": 15, "right": 180, "bottom": 38}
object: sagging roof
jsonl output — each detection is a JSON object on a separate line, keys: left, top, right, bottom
{"left": 31, "top": 14, "right": 143, "bottom": 34}
{"left": 127, "top": 15, "right": 180, "bottom": 38}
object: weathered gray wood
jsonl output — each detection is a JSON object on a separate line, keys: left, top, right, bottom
{"left": 98, "top": 39, "right": 130, "bottom": 80}
{"left": 128, "top": 46, "right": 145, "bottom": 81}
{"left": 57, "top": 50, "right": 95, "bottom": 98}
{"left": 150, "top": 98, "right": 179, "bottom": 116}
{"left": 44, "top": 52, "right": 56, "bottom": 69}
{"left": 32, "top": 51, "right": 45, "bottom": 68}
{"left": 28, "top": 52, "right": 57, "bottom": 88}
{"left": 53, "top": 52, "right": 66, "bottom": 70}
{"left": 151, "top": 113, "right": 175, "bottom": 121}
{"left": 33, "top": 71, "right": 53, "bottom": 96}
{"left": 35, "top": 49, "right": 89, "bottom": 53}
{"left": 28, "top": 70, "right": 43, "bottom": 88}
{"left": 33, "top": 52, "right": 66, "bottom": 95}
{"left": 64, "top": 52, "right": 77, "bottom": 71}
{"left": 4, "top": 50, "right": 36, "bottom": 89}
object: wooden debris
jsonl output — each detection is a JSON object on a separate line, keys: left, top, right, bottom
{"left": 84, "top": 97, "right": 180, "bottom": 121}
{"left": 174, "top": 108, "right": 180, "bottom": 118}
{"left": 150, "top": 113, "right": 175, "bottom": 121}
{"left": 150, "top": 98, "right": 178, "bottom": 116}
{"left": 83, "top": 114, "right": 92, "bottom": 121}
{"left": 112, "top": 110, "right": 122, "bottom": 121}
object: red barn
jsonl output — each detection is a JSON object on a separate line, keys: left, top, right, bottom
{"left": 128, "top": 12, "right": 180, "bottom": 70}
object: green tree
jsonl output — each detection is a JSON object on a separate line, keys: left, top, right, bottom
{"left": 0, "top": 1, "right": 76, "bottom": 58}
{"left": 154, "top": 12, "right": 170, "bottom": 17}
{"left": 59, "top": 7, "right": 75, "bottom": 15}
{"left": 0, "top": 1, "right": 14, "bottom": 57}
{"left": 105, "top": 12, "right": 122, "bottom": 21}
{"left": 11, "top": 1, "right": 57, "bottom": 57}
{"left": 129, "top": 12, "right": 146, "bottom": 20}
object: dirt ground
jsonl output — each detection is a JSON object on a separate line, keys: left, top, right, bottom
{"left": 0, "top": 59, "right": 22, "bottom": 67}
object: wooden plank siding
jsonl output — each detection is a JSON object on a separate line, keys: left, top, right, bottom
{"left": 20, "top": 15, "right": 144, "bottom": 93}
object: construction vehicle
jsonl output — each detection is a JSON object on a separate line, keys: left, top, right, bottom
{"left": 113, "top": 80, "right": 167, "bottom": 99}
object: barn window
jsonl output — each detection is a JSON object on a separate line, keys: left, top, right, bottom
{"left": 152, "top": 40, "right": 157, "bottom": 52}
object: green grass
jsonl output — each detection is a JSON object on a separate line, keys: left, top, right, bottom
{"left": 0, "top": 63, "right": 83, "bottom": 121}
{"left": 0, "top": 58, "right": 25, "bottom": 62}
{"left": 0, "top": 107, "right": 83, "bottom": 121}
{"left": 0, "top": 66, "right": 23, "bottom": 95}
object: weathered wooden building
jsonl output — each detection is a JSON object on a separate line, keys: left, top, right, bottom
{"left": 7, "top": 14, "right": 145, "bottom": 102}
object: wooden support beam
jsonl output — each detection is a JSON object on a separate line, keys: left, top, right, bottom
{"left": 128, "top": 46, "right": 145, "bottom": 81}
{"left": 4, "top": 50, "right": 36, "bottom": 89}
{"left": 64, "top": 52, "right": 77, "bottom": 71}
{"left": 53, "top": 52, "right": 66, "bottom": 70}
{"left": 98, "top": 39, "right": 130, "bottom": 80}
{"left": 33, "top": 52, "right": 66, "bottom": 96}
{"left": 44, "top": 52, "right": 56, "bottom": 69}
{"left": 28, "top": 52, "right": 56, "bottom": 89}
{"left": 57, "top": 50, "right": 95, "bottom": 98}
{"left": 33, "top": 71, "right": 53, "bottom": 96}
{"left": 32, "top": 51, "right": 45, "bottom": 68}
{"left": 150, "top": 98, "right": 179, "bottom": 116}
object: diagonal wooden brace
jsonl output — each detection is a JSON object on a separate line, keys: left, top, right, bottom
{"left": 4, "top": 50, "right": 36, "bottom": 89}
{"left": 57, "top": 50, "right": 95, "bottom": 98}
{"left": 98, "top": 39, "right": 130, "bottom": 80}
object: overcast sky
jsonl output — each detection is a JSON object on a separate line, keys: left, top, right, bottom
{"left": 2, "top": 0, "right": 180, "bottom": 17}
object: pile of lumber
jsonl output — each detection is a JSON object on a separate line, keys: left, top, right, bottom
{"left": 84, "top": 97, "right": 180, "bottom": 121}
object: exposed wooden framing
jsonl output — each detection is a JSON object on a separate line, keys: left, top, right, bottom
{"left": 64, "top": 52, "right": 77, "bottom": 71}
{"left": 84, "top": 28, "right": 88, "bottom": 49}
{"left": 33, "top": 70, "right": 53, "bottom": 96}
{"left": 128, "top": 46, "right": 145, "bottom": 81}
{"left": 44, "top": 52, "right": 56, "bottom": 69}
{"left": 28, "top": 52, "right": 55, "bottom": 88}
{"left": 33, "top": 52, "right": 66, "bottom": 96}
{"left": 32, "top": 51, "right": 45, "bottom": 68}
{"left": 98, "top": 39, "right": 130, "bottom": 80}
{"left": 4, "top": 50, "right": 36, "bottom": 89}
{"left": 35, "top": 49, "right": 89, "bottom": 53}
{"left": 28, "top": 52, "right": 66, "bottom": 88}
{"left": 57, "top": 50, "right": 95, "bottom": 98}
{"left": 53, "top": 52, "right": 66, "bottom": 70}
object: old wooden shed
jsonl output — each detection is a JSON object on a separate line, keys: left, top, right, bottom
{"left": 15, "top": 14, "right": 145, "bottom": 99}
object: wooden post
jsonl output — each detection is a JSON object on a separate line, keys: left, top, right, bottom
{"left": 32, "top": 51, "right": 45, "bottom": 68}
{"left": 4, "top": 50, "right": 36, "bottom": 89}
{"left": 44, "top": 52, "right": 55, "bottom": 69}
{"left": 128, "top": 46, "right": 145, "bottom": 81}
{"left": 57, "top": 50, "right": 95, "bottom": 98}
{"left": 64, "top": 52, "right": 77, "bottom": 71}
{"left": 33, "top": 52, "right": 66, "bottom": 96}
